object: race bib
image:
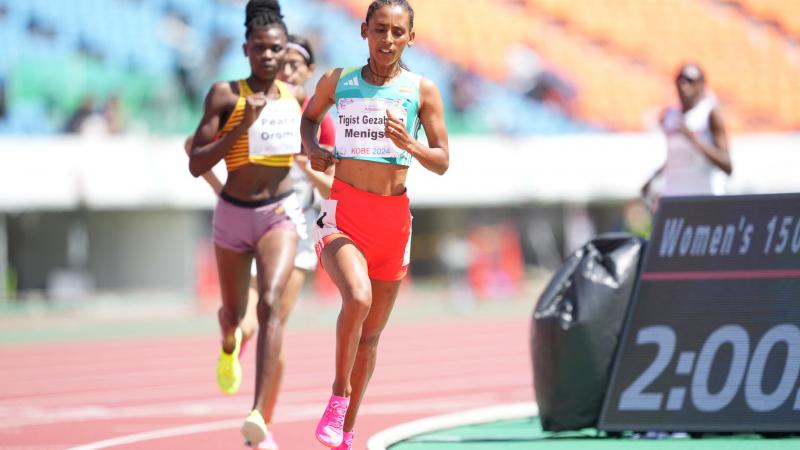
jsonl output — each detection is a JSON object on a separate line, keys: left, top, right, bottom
{"left": 335, "top": 98, "right": 407, "bottom": 159}
{"left": 248, "top": 99, "right": 302, "bottom": 157}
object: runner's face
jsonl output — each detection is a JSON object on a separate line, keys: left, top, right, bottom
{"left": 244, "top": 27, "right": 287, "bottom": 80}
{"left": 279, "top": 49, "right": 312, "bottom": 86}
{"left": 362, "top": 5, "right": 414, "bottom": 69}
{"left": 676, "top": 75, "right": 703, "bottom": 106}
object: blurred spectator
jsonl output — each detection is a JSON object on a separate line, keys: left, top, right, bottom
{"left": 450, "top": 69, "right": 480, "bottom": 115}
{"left": 446, "top": 69, "right": 488, "bottom": 134}
{"left": 505, "top": 44, "right": 541, "bottom": 93}
{"left": 103, "top": 95, "right": 126, "bottom": 134}
{"left": 27, "top": 16, "right": 57, "bottom": 41}
{"left": 160, "top": 7, "right": 233, "bottom": 109}
{"left": 526, "top": 70, "right": 577, "bottom": 117}
{"left": 161, "top": 7, "right": 207, "bottom": 108}
{"left": 77, "top": 37, "right": 105, "bottom": 62}
{"left": 63, "top": 95, "right": 123, "bottom": 135}
{"left": 505, "top": 44, "right": 577, "bottom": 119}
{"left": 63, "top": 96, "right": 97, "bottom": 134}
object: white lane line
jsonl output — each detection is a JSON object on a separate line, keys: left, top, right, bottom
{"left": 63, "top": 394, "right": 516, "bottom": 450}
{"left": 0, "top": 373, "right": 530, "bottom": 428}
{"left": 66, "top": 418, "right": 243, "bottom": 450}
{"left": 2, "top": 352, "right": 528, "bottom": 407}
{"left": 4, "top": 353, "right": 516, "bottom": 396}
{"left": 367, "top": 402, "right": 539, "bottom": 450}
{"left": 2, "top": 339, "right": 521, "bottom": 385}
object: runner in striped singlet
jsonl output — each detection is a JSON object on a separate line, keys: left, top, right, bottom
{"left": 188, "top": 1, "right": 302, "bottom": 447}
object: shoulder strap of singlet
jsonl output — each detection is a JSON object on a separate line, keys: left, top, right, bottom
{"left": 274, "top": 79, "right": 296, "bottom": 100}
{"left": 238, "top": 79, "right": 254, "bottom": 97}
{"left": 340, "top": 66, "right": 361, "bottom": 78}
{"left": 239, "top": 79, "right": 296, "bottom": 100}
{"left": 336, "top": 66, "right": 362, "bottom": 88}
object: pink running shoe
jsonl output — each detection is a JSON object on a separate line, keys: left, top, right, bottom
{"left": 333, "top": 431, "right": 354, "bottom": 450}
{"left": 256, "top": 430, "right": 279, "bottom": 450}
{"left": 315, "top": 394, "right": 349, "bottom": 447}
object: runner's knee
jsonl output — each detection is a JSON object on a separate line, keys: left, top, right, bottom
{"left": 256, "top": 290, "right": 282, "bottom": 325}
{"left": 341, "top": 280, "right": 372, "bottom": 317}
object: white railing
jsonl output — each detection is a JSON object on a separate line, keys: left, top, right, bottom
{"left": 1, "top": 133, "right": 797, "bottom": 211}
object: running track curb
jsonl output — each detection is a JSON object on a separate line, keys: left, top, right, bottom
{"left": 366, "top": 402, "right": 539, "bottom": 450}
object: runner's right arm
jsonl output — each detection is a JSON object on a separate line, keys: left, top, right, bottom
{"left": 301, "top": 68, "right": 341, "bottom": 173}
{"left": 184, "top": 135, "right": 223, "bottom": 194}
{"left": 189, "top": 82, "right": 265, "bottom": 177}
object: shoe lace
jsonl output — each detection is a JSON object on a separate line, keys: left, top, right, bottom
{"left": 325, "top": 401, "right": 347, "bottom": 428}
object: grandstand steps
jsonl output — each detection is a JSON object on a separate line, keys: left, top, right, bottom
{"left": 521, "top": 0, "right": 800, "bottom": 131}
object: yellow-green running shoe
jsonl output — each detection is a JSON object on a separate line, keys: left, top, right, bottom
{"left": 216, "top": 327, "right": 243, "bottom": 395}
{"left": 241, "top": 409, "right": 268, "bottom": 447}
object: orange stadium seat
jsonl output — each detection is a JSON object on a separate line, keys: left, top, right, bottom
{"left": 329, "top": 0, "right": 669, "bottom": 130}
{"left": 331, "top": 0, "right": 520, "bottom": 79}
{"left": 521, "top": 16, "right": 672, "bottom": 130}
{"left": 736, "top": 0, "right": 800, "bottom": 37}
{"left": 522, "top": 0, "right": 800, "bottom": 131}
{"left": 327, "top": 0, "right": 798, "bottom": 131}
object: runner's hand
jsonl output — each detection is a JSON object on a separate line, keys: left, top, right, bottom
{"left": 309, "top": 144, "right": 337, "bottom": 172}
{"left": 243, "top": 93, "right": 268, "bottom": 127}
{"left": 677, "top": 121, "right": 695, "bottom": 140}
{"left": 385, "top": 108, "right": 413, "bottom": 152}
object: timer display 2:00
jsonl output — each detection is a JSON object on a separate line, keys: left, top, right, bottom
{"left": 618, "top": 324, "right": 800, "bottom": 413}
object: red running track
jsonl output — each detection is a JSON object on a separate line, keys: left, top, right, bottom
{"left": 0, "top": 315, "right": 533, "bottom": 450}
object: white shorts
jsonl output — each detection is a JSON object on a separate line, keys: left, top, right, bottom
{"left": 251, "top": 207, "right": 319, "bottom": 276}
{"left": 294, "top": 208, "right": 319, "bottom": 271}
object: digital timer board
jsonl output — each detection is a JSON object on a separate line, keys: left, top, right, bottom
{"left": 600, "top": 194, "right": 800, "bottom": 432}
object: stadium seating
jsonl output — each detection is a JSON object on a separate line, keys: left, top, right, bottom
{"left": 0, "top": 0, "right": 797, "bottom": 134}
{"left": 332, "top": 0, "right": 799, "bottom": 132}
{"left": 0, "top": 0, "right": 588, "bottom": 135}
{"left": 734, "top": 0, "right": 800, "bottom": 37}
{"left": 521, "top": 0, "right": 800, "bottom": 131}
